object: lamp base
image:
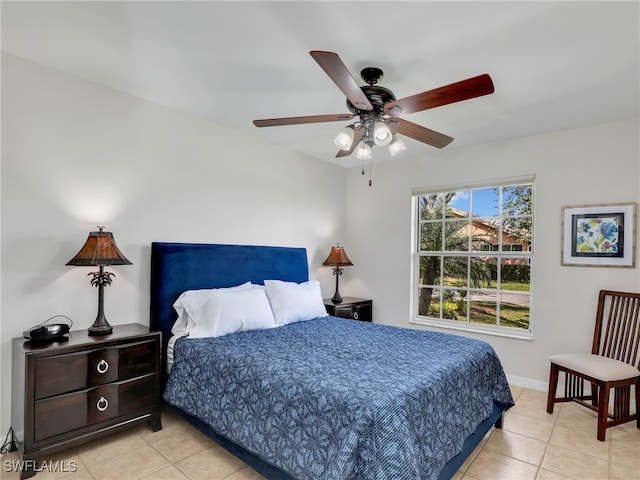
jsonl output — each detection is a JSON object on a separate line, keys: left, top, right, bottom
{"left": 88, "top": 275, "right": 113, "bottom": 336}
{"left": 88, "top": 309, "right": 113, "bottom": 336}
{"left": 331, "top": 265, "right": 344, "bottom": 304}
{"left": 88, "top": 322, "right": 113, "bottom": 336}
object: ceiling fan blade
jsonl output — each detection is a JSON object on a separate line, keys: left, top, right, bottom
{"left": 384, "top": 74, "right": 494, "bottom": 115}
{"left": 310, "top": 51, "right": 373, "bottom": 111}
{"left": 388, "top": 118, "right": 454, "bottom": 149}
{"left": 336, "top": 125, "right": 365, "bottom": 158}
{"left": 253, "top": 113, "right": 354, "bottom": 127}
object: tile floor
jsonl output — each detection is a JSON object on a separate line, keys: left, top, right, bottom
{"left": 2, "top": 386, "right": 639, "bottom": 480}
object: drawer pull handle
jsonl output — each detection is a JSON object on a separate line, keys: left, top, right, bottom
{"left": 96, "top": 397, "right": 109, "bottom": 412}
{"left": 96, "top": 359, "right": 109, "bottom": 374}
{"left": 353, "top": 312, "right": 359, "bottom": 320}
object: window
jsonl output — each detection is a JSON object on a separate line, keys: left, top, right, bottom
{"left": 412, "top": 177, "right": 534, "bottom": 337}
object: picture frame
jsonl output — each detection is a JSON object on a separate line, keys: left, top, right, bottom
{"left": 561, "top": 202, "right": 637, "bottom": 267}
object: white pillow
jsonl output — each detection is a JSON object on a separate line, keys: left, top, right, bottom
{"left": 188, "top": 287, "right": 277, "bottom": 338}
{"left": 264, "top": 280, "right": 328, "bottom": 326}
{"left": 173, "top": 282, "right": 252, "bottom": 337}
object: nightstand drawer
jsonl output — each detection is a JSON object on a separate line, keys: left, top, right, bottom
{"left": 34, "top": 374, "right": 155, "bottom": 441}
{"left": 333, "top": 306, "right": 356, "bottom": 319}
{"left": 324, "top": 297, "right": 373, "bottom": 322}
{"left": 34, "top": 391, "right": 87, "bottom": 441}
{"left": 34, "top": 340, "right": 156, "bottom": 399}
{"left": 335, "top": 303, "right": 372, "bottom": 321}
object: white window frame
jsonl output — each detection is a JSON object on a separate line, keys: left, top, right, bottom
{"left": 410, "top": 175, "right": 535, "bottom": 340}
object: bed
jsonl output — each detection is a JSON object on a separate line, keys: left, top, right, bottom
{"left": 150, "top": 242, "right": 514, "bottom": 480}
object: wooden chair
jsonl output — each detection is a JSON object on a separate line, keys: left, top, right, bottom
{"left": 546, "top": 290, "right": 640, "bottom": 441}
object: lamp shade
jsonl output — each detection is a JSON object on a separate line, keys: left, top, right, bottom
{"left": 334, "top": 125, "right": 355, "bottom": 151}
{"left": 322, "top": 245, "right": 353, "bottom": 267}
{"left": 355, "top": 142, "right": 372, "bottom": 161}
{"left": 388, "top": 134, "right": 407, "bottom": 156}
{"left": 373, "top": 121, "right": 393, "bottom": 146}
{"left": 66, "top": 227, "right": 132, "bottom": 267}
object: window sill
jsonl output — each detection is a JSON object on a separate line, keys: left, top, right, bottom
{"left": 410, "top": 317, "right": 534, "bottom": 341}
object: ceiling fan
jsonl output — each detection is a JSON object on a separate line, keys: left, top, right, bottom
{"left": 253, "top": 51, "right": 494, "bottom": 184}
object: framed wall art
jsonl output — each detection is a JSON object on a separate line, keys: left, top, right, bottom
{"left": 561, "top": 202, "right": 637, "bottom": 267}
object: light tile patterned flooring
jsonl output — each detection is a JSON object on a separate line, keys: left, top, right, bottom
{"left": 2, "top": 386, "right": 640, "bottom": 480}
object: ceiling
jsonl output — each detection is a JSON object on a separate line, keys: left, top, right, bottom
{"left": 2, "top": 1, "right": 638, "bottom": 168}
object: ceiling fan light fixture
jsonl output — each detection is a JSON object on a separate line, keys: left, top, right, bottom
{"left": 355, "top": 141, "right": 372, "bottom": 161}
{"left": 388, "top": 135, "right": 407, "bottom": 156}
{"left": 253, "top": 51, "right": 495, "bottom": 186}
{"left": 334, "top": 125, "right": 355, "bottom": 150}
{"left": 373, "top": 121, "right": 393, "bottom": 146}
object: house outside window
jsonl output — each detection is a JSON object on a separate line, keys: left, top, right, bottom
{"left": 411, "top": 176, "right": 534, "bottom": 339}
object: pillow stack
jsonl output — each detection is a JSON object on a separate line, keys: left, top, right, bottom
{"left": 172, "top": 279, "right": 328, "bottom": 340}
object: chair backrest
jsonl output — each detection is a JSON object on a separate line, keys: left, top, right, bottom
{"left": 592, "top": 290, "right": 640, "bottom": 368}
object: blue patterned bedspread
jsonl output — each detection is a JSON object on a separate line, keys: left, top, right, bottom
{"left": 164, "top": 316, "right": 514, "bottom": 480}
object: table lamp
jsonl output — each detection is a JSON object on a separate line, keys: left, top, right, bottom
{"left": 66, "top": 226, "right": 132, "bottom": 335}
{"left": 322, "top": 244, "right": 353, "bottom": 304}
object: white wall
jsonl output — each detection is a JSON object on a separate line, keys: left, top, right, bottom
{"left": 0, "top": 54, "right": 347, "bottom": 433}
{"left": 344, "top": 117, "right": 640, "bottom": 391}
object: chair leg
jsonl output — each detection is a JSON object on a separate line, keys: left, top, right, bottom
{"left": 591, "top": 382, "right": 599, "bottom": 408}
{"left": 636, "top": 380, "right": 640, "bottom": 430}
{"left": 597, "top": 384, "right": 610, "bottom": 441}
{"left": 547, "top": 364, "right": 559, "bottom": 414}
{"left": 613, "top": 385, "right": 631, "bottom": 419}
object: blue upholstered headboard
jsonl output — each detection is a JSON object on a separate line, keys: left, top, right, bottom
{"left": 150, "top": 242, "right": 309, "bottom": 384}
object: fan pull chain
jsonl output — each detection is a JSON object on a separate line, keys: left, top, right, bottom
{"left": 369, "top": 157, "right": 373, "bottom": 186}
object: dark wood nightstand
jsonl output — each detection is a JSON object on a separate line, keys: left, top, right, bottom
{"left": 324, "top": 297, "right": 372, "bottom": 322}
{"left": 11, "top": 324, "right": 162, "bottom": 479}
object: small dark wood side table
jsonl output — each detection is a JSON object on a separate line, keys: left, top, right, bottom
{"left": 11, "top": 323, "right": 162, "bottom": 479}
{"left": 324, "top": 297, "right": 373, "bottom": 322}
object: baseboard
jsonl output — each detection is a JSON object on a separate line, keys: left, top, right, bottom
{"left": 506, "top": 374, "right": 589, "bottom": 396}
{"left": 506, "top": 374, "right": 549, "bottom": 392}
